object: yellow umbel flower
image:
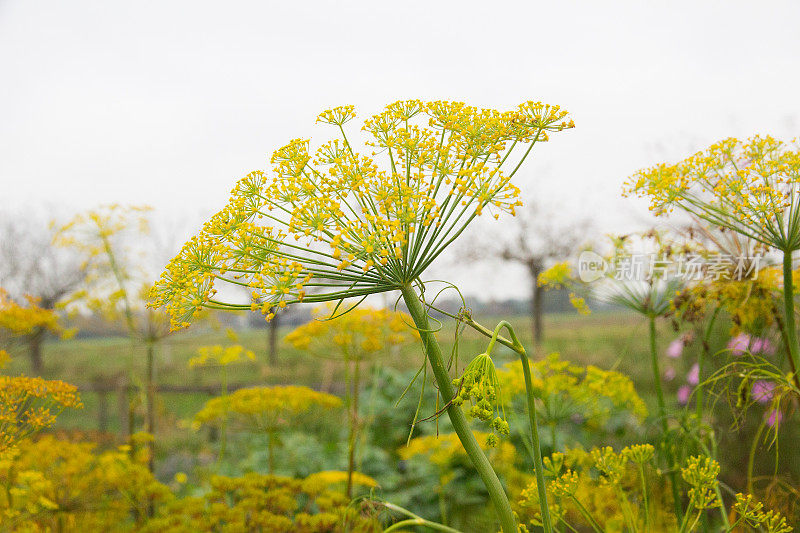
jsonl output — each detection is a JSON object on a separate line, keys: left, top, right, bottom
{"left": 624, "top": 135, "right": 800, "bottom": 253}
{"left": 285, "top": 304, "right": 415, "bottom": 358}
{"left": 194, "top": 385, "right": 341, "bottom": 432}
{"left": 188, "top": 343, "right": 256, "bottom": 367}
{"left": 400, "top": 431, "right": 516, "bottom": 471}
{"left": 0, "top": 376, "right": 82, "bottom": 454}
{"left": 0, "top": 289, "right": 66, "bottom": 351}
{"left": 301, "top": 470, "right": 378, "bottom": 495}
{"left": 150, "top": 100, "right": 573, "bottom": 330}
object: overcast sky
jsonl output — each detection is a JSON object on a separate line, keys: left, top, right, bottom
{"left": 1, "top": 1, "right": 798, "bottom": 297}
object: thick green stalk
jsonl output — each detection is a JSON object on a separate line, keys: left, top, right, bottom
{"left": 781, "top": 250, "right": 800, "bottom": 380}
{"left": 648, "top": 315, "right": 682, "bottom": 522}
{"left": 400, "top": 284, "right": 517, "bottom": 533}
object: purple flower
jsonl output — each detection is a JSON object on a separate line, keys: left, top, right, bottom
{"left": 751, "top": 380, "right": 776, "bottom": 404}
{"left": 666, "top": 339, "right": 683, "bottom": 359}
{"left": 687, "top": 363, "right": 699, "bottom": 386}
{"left": 677, "top": 385, "right": 691, "bottom": 405}
{"left": 664, "top": 367, "right": 676, "bottom": 381}
{"left": 728, "top": 333, "right": 751, "bottom": 356}
{"left": 750, "top": 337, "right": 776, "bottom": 356}
{"left": 766, "top": 409, "right": 783, "bottom": 427}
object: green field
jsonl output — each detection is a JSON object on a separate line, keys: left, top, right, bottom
{"left": 7, "top": 310, "right": 687, "bottom": 440}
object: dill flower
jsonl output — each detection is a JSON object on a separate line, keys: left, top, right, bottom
{"left": 732, "top": 494, "right": 793, "bottom": 533}
{"left": 624, "top": 136, "right": 800, "bottom": 385}
{"left": 285, "top": 304, "right": 415, "bottom": 358}
{"left": 0, "top": 376, "right": 82, "bottom": 454}
{"left": 0, "top": 435, "right": 169, "bottom": 529}
{"left": 140, "top": 472, "right": 381, "bottom": 532}
{"left": 624, "top": 136, "right": 800, "bottom": 252}
{"left": 451, "top": 352, "right": 510, "bottom": 447}
{"left": 498, "top": 353, "right": 648, "bottom": 430}
{"left": 0, "top": 289, "right": 68, "bottom": 355}
{"left": 680, "top": 455, "right": 720, "bottom": 511}
{"left": 188, "top": 343, "right": 256, "bottom": 367}
{"left": 150, "top": 100, "right": 573, "bottom": 329}
{"left": 300, "top": 470, "right": 378, "bottom": 495}
{"left": 194, "top": 385, "right": 341, "bottom": 432}
{"left": 151, "top": 99, "right": 573, "bottom": 533}
{"left": 399, "top": 431, "right": 515, "bottom": 469}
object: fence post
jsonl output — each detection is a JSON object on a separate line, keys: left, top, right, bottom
{"left": 95, "top": 376, "right": 108, "bottom": 434}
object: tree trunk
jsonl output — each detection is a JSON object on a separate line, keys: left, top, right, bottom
{"left": 28, "top": 327, "right": 46, "bottom": 375}
{"left": 530, "top": 264, "right": 543, "bottom": 346}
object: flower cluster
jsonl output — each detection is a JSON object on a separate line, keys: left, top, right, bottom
{"left": 300, "top": 470, "right": 377, "bottom": 495}
{"left": 732, "top": 494, "right": 793, "bottom": 533}
{"left": 188, "top": 342, "right": 256, "bottom": 368}
{"left": 451, "top": 352, "right": 509, "bottom": 447}
{"left": 140, "top": 472, "right": 381, "bottom": 533}
{"left": 0, "top": 290, "right": 62, "bottom": 338}
{"left": 0, "top": 289, "right": 68, "bottom": 356}
{"left": 499, "top": 353, "right": 648, "bottom": 430}
{"left": 680, "top": 455, "right": 721, "bottom": 511}
{"left": 194, "top": 385, "right": 341, "bottom": 432}
{"left": 285, "top": 304, "right": 415, "bottom": 357}
{"left": 518, "top": 445, "right": 791, "bottom": 532}
{"left": 0, "top": 375, "right": 82, "bottom": 454}
{"left": 624, "top": 136, "right": 800, "bottom": 252}
{"left": 0, "top": 435, "right": 169, "bottom": 529}
{"left": 399, "top": 431, "right": 515, "bottom": 469}
{"left": 150, "top": 100, "right": 573, "bottom": 330}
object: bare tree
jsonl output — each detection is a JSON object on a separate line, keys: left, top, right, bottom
{"left": 0, "top": 215, "right": 86, "bottom": 373}
{"left": 463, "top": 197, "right": 591, "bottom": 346}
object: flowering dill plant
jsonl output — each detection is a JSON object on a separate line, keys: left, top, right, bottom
{"left": 498, "top": 353, "right": 647, "bottom": 449}
{"left": 150, "top": 100, "right": 572, "bottom": 326}
{"left": 188, "top": 331, "right": 257, "bottom": 463}
{"left": 139, "top": 472, "right": 382, "bottom": 532}
{"left": 0, "top": 375, "right": 82, "bottom": 454}
{"left": 623, "top": 136, "right": 800, "bottom": 386}
{"left": 537, "top": 231, "right": 690, "bottom": 520}
{"left": 517, "top": 445, "right": 792, "bottom": 533}
{"left": 0, "top": 435, "right": 169, "bottom": 530}
{"left": 194, "top": 385, "right": 341, "bottom": 473}
{"left": 0, "top": 289, "right": 70, "bottom": 362}
{"left": 150, "top": 99, "right": 572, "bottom": 532}
{"left": 286, "top": 304, "right": 414, "bottom": 497}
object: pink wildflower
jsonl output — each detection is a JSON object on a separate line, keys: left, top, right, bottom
{"left": 677, "top": 385, "right": 691, "bottom": 405}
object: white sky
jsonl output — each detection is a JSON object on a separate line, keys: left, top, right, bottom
{"left": 1, "top": 1, "right": 799, "bottom": 297}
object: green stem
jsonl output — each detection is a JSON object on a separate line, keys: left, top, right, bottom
{"left": 469, "top": 318, "right": 553, "bottom": 533}
{"left": 696, "top": 306, "right": 720, "bottom": 421}
{"left": 649, "top": 315, "right": 683, "bottom": 523}
{"left": 746, "top": 422, "right": 766, "bottom": 495}
{"left": 570, "top": 496, "right": 604, "bottom": 533}
{"left": 346, "top": 357, "right": 360, "bottom": 499}
{"left": 400, "top": 285, "right": 517, "bottom": 533}
{"left": 384, "top": 518, "right": 462, "bottom": 533}
{"left": 781, "top": 250, "right": 800, "bottom": 382}
{"left": 382, "top": 501, "right": 465, "bottom": 533}
{"left": 638, "top": 463, "right": 650, "bottom": 533}
{"left": 267, "top": 430, "right": 275, "bottom": 474}
{"left": 145, "top": 340, "right": 156, "bottom": 475}
{"left": 516, "top": 336, "right": 554, "bottom": 533}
